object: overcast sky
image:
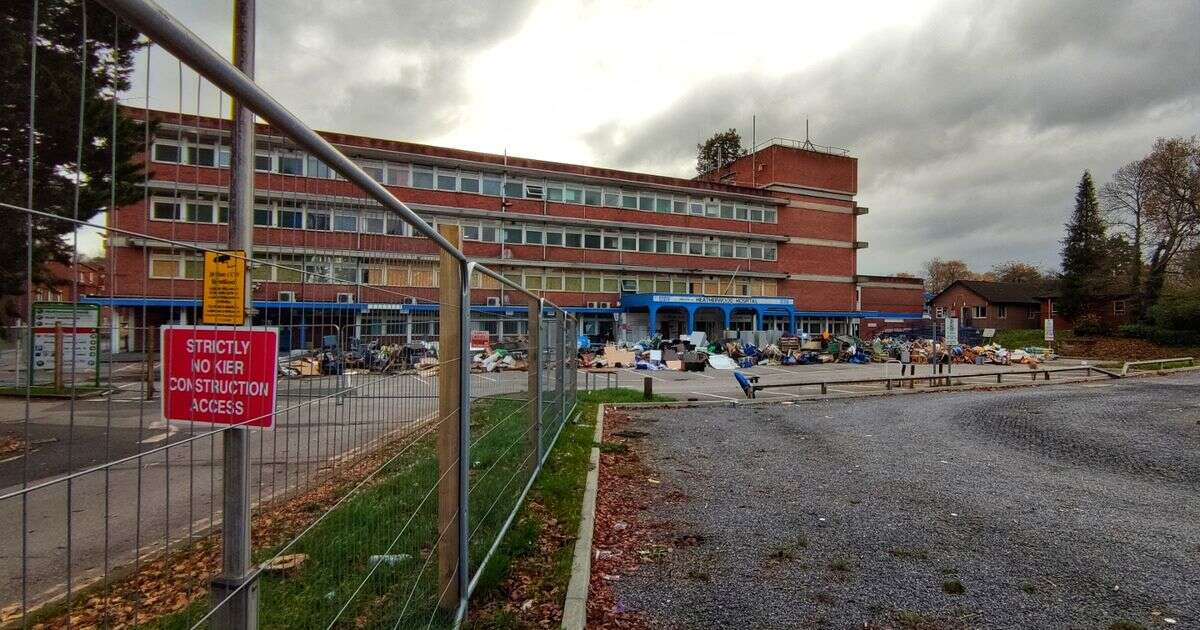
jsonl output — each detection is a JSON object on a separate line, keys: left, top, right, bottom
{"left": 124, "top": 0, "right": 1199, "bottom": 276}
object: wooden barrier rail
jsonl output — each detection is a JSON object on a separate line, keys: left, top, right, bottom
{"left": 746, "top": 365, "right": 1121, "bottom": 398}
{"left": 1120, "top": 357, "right": 1195, "bottom": 376}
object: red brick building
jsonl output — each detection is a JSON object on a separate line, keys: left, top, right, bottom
{"left": 1038, "top": 291, "right": 1135, "bottom": 333}
{"left": 97, "top": 110, "right": 922, "bottom": 349}
{"left": 928, "top": 280, "right": 1042, "bottom": 330}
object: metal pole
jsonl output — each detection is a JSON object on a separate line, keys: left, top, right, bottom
{"left": 457, "top": 261, "right": 473, "bottom": 619}
{"left": 210, "top": 0, "right": 258, "bottom": 627}
{"left": 557, "top": 313, "right": 566, "bottom": 424}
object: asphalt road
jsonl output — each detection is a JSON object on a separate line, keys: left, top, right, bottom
{"left": 611, "top": 372, "right": 1200, "bottom": 629}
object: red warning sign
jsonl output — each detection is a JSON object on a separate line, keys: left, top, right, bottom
{"left": 161, "top": 326, "right": 279, "bottom": 428}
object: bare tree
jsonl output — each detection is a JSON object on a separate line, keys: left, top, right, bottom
{"left": 990, "top": 260, "right": 1051, "bottom": 288}
{"left": 922, "top": 258, "right": 978, "bottom": 293}
{"left": 1140, "top": 137, "right": 1200, "bottom": 319}
{"left": 1102, "top": 159, "right": 1151, "bottom": 314}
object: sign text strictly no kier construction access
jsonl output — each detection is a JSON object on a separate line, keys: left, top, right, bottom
{"left": 161, "top": 326, "right": 279, "bottom": 428}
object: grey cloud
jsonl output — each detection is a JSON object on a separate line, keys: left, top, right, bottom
{"left": 585, "top": 0, "right": 1200, "bottom": 275}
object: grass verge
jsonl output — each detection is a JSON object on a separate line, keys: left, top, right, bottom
{"left": 992, "top": 328, "right": 1052, "bottom": 349}
{"left": 467, "top": 388, "right": 671, "bottom": 628}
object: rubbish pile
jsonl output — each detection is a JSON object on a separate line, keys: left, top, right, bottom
{"left": 578, "top": 331, "right": 1059, "bottom": 373}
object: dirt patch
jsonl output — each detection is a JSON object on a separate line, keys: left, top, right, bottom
{"left": 1059, "top": 335, "right": 1200, "bottom": 360}
{"left": 586, "top": 409, "right": 676, "bottom": 629}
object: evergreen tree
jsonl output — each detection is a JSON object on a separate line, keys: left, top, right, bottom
{"left": 0, "top": 2, "right": 147, "bottom": 328}
{"left": 1058, "top": 171, "right": 1109, "bottom": 319}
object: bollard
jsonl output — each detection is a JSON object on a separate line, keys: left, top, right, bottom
{"left": 643, "top": 376, "right": 652, "bottom": 400}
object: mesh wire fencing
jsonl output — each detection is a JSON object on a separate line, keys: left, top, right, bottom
{"left": 2, "top": 1, "right": 579, "bottom": 627}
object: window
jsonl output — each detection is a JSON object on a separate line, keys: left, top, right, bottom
{"left": 655, "top": 197, "right": 671, "bottom": 213}
{"left": 621, "top": 235, "right": 636, "bottom": 251}
{"left": 437, "top": 171, "right": 457, "bottom": 191}
{"left": 278, "top": 154, "right": 304, "bottom": 175}
{"left": 412, "top": 168, "right": 434, "bottom": 189}
{"left": 306, "top": 212, "right": 331, "bottom": 231}
{"left": 673, "top": 200, "right": 686, "bottom": 214}
{"left": 764, "top": 209, "right": 777, "bottom": 223}
{"left": 152, "top": 200, "right": 180, "bottom": 220}
{"left": 253, "top": 207, "right": 272, "bottom": 226}
{"left": 583, "top": 276, "right": 602, "bottom": 292}
{"left": 764, "top": 246, "right": 777, "bottom": 261}
{"left": 1028, "top": 307, "right": 1039, "bottom": 320}
{"left": 602, "top": 277, "right": 619, "bottom": 292}
{"left": 1114, "top": 300, "right": 1127, "bottom": 314}
{"left": 187, "top": 146, "right": 215, "bottom": 167}
{"left": 308, "top": 156, "right": 335, "bottom": 179}
{"left": 254, "top": 154, "right": 271, "bottom": 172}
{"left": 720, "top": 242, "right": 733, "bottom": 258}
{"left": 671, "top": 240, "right": 685, "bottom": 254}
{"left": 525, "top": 274, "right": 543, "bottom": 291}
{"left": 638, "top": 195, "right": 653, "bottom": 211}
{"left": 462, "top": 224, "right": 480, "bottom": 241}
{"left": 185, "top": 202, "right": 213, "bottom": 223}
{"left": 638, "top": 278, "right": 653, "bottom": 293}
{"left": 638, "top": 236, "right": 653, "bottom": 252}
{"left": 386, "top": 164, "right": 409, "bottom": 186}
{"left": 565, "top": 231, "right": 582, "bottom": 248}
{"left": 621, "top": 192, "right": 638, "bottom": 209}
{"left": 750, "top": 245, "right": 763, "bottom": 259}
{"left": 503, "top": 180, "right": 523, "bottom": 198}
{"left": 603, "top": 191, "right": 620, "bottom": 207}
{"left": 720, "top": 204, "right": 734, "bottom": 219}
{"left": 278, "top": 209, "right": 303, "bottom": 228}
{"left": 603, "top": 234, "right": 619, "bottom": 250}
{"left": 524, "top": 183, "right": 544, "bottom": 200}
{"left": 655, "top": 238, "right": 669, "bottom": 253}
{"left": 705, "top": 203, "right": 719, "bottom": 217}
{"left": 974, "top": 305, "right": 987, "bottom": 318}
{"left": 672, "top": 279, "right": 688, "bottom": 293}
{"left": 386, "top": 216, "right": 406, "bottom": 236}
{"left": 525, "top": 229, "right": 543, "bottom": 245}
{"left": 353, "top": 214, "right": 379, "bottom": 234}
{"left": 997, "top": 305, "right": 1008, "bottom": 319}
{"left": 459, "top": 172, "right": 480, "bottom": 193}
{"left": 546, "top": 185, "right": 563, "bottom": 202}
{"left": 333, "top": 213, "right": 358, "bottom": 232}
{"left": 502, "top": 227, "right": 523, "bottom": 245}
{"left": 750, "top": 207, "right": 764, "bottom": 222}
{"left": 564, "top": 187, "right": 583, "bottom": 204}
{"left": 584, "top": 189, "right": 601, "bottom": 206}
{"left": 688, "top": 240, "right": 703, "bottom": 256}
{"left": 153, "top": 143, "right": 181, "bottom": 163}
{"left": 735, "top": 206, "right": 749, "bottom": 220}
{"left": 545, "top": 230, "right": 563, "bottom": 246}
{"left": 564, "top": 275, "right": 582, "bottom": 292}
{"left": 482, "top": 175, "right": 502, "bottom": 196}
{"left": 583, "top": 232, "right": 602, "bottom": 249}
{"left": 735, "top": 244, "right": 749, "bottom": 259}
{"left": 361, "top": 164, "right": 385, "bottom": 183}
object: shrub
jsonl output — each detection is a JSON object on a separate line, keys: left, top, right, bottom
{"left": 1118, "top": 324, "right": 1200, "bottom": 347}
{"left": 1149, "top": 291, "right": 1200, "bottom": 332}
{"left": 1072, "top": 313, "right": 1107, "bottom": 336}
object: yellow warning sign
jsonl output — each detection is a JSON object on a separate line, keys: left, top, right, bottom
{"left": 201, "top": 251, "right": 246, "bottom": 325}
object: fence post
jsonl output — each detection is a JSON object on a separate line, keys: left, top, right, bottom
{"left": 557, "top": 315, "right": 566, "bottom": 423}
{"left": 210, "top": 2, "right": 259, "bottom": 628}
{"left": 528, "top": 297, "right": 542, "bottom": 470}
{"left": 437, "top": 224, "right": 464, "bottom": 611}
{"left": 54, "top": 323, "right": 63, "bottom": 393}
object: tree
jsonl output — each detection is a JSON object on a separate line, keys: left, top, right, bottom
{"left": 922, "top": 258, "right": 977, "bottom": 293}
{"left": 989, "top": 260, "right": 1050, "bottom": 288}
{"left": 1138, "top": 138, "right": 1200, "bottom": 324}
{"left": 0, "top": 2, "right": 146, "bottom": 328}
{"left": 695, "top": 128, "right": 747, "bottom": 175}
{"left": 1058, "top": 171, "right": 1110, "bottom": 319}
{"left": 1101, "top": 159, "right": 1151, "bottom": 314}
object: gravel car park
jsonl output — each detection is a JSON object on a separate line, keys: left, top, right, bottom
{"left": 602, "top": 372, "right": 1200, "bottom": 629}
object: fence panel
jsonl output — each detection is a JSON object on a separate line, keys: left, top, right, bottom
{"left": 2, "top": 1, "right": 578, "bottom": 627}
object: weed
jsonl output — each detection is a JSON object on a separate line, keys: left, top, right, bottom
{"left": 828, "top": 557, "right": 852, "bottom": 572}
{"left": 685, "top": 569, "right": 710, "bottom": 582}
{"left": 1020, "top": 582, "right": 1037, "bottom": 594}
{"left": 1108, "top": 622, "right": 1147, "bottom": 630}
{"left": 942, "top": 579, "right": 966, "bottom": 595}
{"left": 888, "top": 547, "right": 929, "bottom": 561}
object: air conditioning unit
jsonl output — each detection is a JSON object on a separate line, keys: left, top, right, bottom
{"left": 277, "top": 291, "right": 296, "bottom": 302}
{"left": 403, "top": 297, "right": 417, "bottom": 305}
{"left": 336, "top": 292, "right": 354, "bottom": 303}
{"left": 586, "top": 301, "right": 598, "bottom": 308}
{"left": 599, "top": 302, "right": 611, "bottom": 308}
{"left": 485, "top": 297, "right": 500, "bottom": 307}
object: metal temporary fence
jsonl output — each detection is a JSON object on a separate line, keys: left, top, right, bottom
{"left": 2, "top": 0, "right": 579, "bottom": 627}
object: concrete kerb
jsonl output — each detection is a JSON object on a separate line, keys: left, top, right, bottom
{"left": 561, "top": 403, "right": 604, "bottom": 629}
